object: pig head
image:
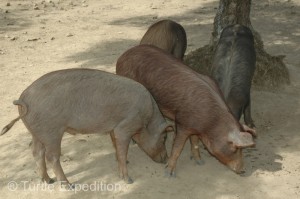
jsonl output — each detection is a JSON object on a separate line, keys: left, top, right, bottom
{"left": 132, "top": 96, "right": 170, "bottom": 164}
{"left": 201, "top": 122, "right": 256, "bottom": 173}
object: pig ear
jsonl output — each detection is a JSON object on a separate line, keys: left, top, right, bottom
{"left": 228, "top": 131, "right": 255, "bottom": 149}
{"left": 242, "top": 124, "right": 257, "bottom": 138}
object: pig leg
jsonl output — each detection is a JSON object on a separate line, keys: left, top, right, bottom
{"left": 110, "top": 131, "right": 117, "bottom": 160}
{"left": 110, "top": 131, "right": 129, "bottom": 164}
{"left": 189, "top": 135, "right": 204, "bottom": 165}
{"left": 43, "top": 131, "right": 72, "bottom": 187}
{"left": 112, "top": 128, "right": 133, "bottom": 184}
{"left": 31, "top": 136, "right": 54, "bottom": 184}
{"left": 165, "top": 126, "right": 189, "bottom": 177}
{"left": 243, "top": 98, "right": 255, "bottom": 128}
{"left": 228, "top": 104, "right": 243, "bottom": 122}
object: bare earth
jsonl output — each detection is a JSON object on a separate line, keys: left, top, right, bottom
{"left": 0, "top": 0, "right": 300, "bottom": 198}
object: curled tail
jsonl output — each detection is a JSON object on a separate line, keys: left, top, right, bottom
{"left": 1, "top": 100, "right": 28, "bottom": 135}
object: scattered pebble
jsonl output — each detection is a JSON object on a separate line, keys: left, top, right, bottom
{"left": 6, "top": 2, "right": 11, "bottom": 6}
{"left": 50, "top": 37, "right": 55, "bottom": 40}
{"left": 66, "top": 33, "right": 74, "bottom": 37}
{"left": 62, "top": 156, "right": 72, "bottom": 162}
{"left": 27, "top": 38, "right": 40, "bottom": 41}
{"left": 4, "top": 35, "right": 18, "bottom": 41}
{"left": 34, "top": 4, "right": 39, "bottom": 10}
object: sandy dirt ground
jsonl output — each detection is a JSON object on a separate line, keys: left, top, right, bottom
{"left": 0, "top": 0, "right": 300, "bottom": 198}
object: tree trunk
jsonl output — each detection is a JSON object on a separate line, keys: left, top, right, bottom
{"left": 185, "top": 0, "right": 290, "bottom": 88}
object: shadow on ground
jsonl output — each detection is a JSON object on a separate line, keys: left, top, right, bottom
{"left": 1, "top": 0, "right": 299, "bottom": 198}
{"left": 64, "top": 2, "right": 219, "bottom": 67}
{"left": 64, "top": 39, "right": 137, "bottom": 69}
{"left": 0, "top": 8, "right": 32, "bottom": 32}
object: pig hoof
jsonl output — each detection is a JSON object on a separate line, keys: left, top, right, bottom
{"left": 42, "top": 178, "right": 55, "bottom": 184}
{"left": 164, "top": 169, "right": 176, "bottom": 178}
{"left": 124, "top": 177, "right": 134, "bottom": 184}
{"left": 47, "top": 178, "right": 55, "bottom": 184}
{"left": 190, "top": 156, "right": 205, "bottom": 165}
{"left": 195, "top": 159, "right": 205, "bottom": 165}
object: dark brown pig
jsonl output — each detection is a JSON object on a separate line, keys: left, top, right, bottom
{"left": 212, "top": 24, "right": 256, "bottom": 128}
{"left": 140, "top": 19, "right": 187, "bottom": 60}
{"left": 116, "top": 45, "right": 256, "bottom": 177}
{"left": 1, "top": 68, "right": 170, "bottom": 185}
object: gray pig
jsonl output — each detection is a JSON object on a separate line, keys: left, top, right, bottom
{"left": 1, "top": 68, "right": 170, "bottom": 186}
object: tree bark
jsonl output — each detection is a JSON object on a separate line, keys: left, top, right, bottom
{"left": 185, "top": 0, "right": 290, "bottom": 88}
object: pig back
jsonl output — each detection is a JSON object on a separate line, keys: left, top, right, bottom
{"left": 212, "top": 25, "right": 256, "bottom": 99}
{"left": 116, "top": 45, "right": 230, "bottom": 131}
{"left": 140, "top": 20, "right": 187, "bottom": 58}
{"left": 18, "top": 68, "right": 157, "bottom": 133}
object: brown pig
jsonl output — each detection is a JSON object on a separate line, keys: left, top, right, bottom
{"left": 140, "top": 19, "right": 187, "bottom": 60}
{"left": 116, "top": 45, "right": 256, "bottom": 177}
{"left": 1, "top": 68, "right": 170, "bottom": 185}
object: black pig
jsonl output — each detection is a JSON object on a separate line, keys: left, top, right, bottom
{"left": 212, "top": 24, "right": 256, "bottom": 128}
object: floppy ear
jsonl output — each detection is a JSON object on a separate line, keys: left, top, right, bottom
{"left": 242, "top": 124, "right": 257, "bottom": 138}
{"left": 228, "top": 131, "right": 255, "bottom": 148}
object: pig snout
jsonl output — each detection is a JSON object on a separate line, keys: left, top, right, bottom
{"left": 152, "top": 150, "right": 168, "bottom": 164}
{"left": 226, "top": 159, "right": 245, "bottom": 174}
